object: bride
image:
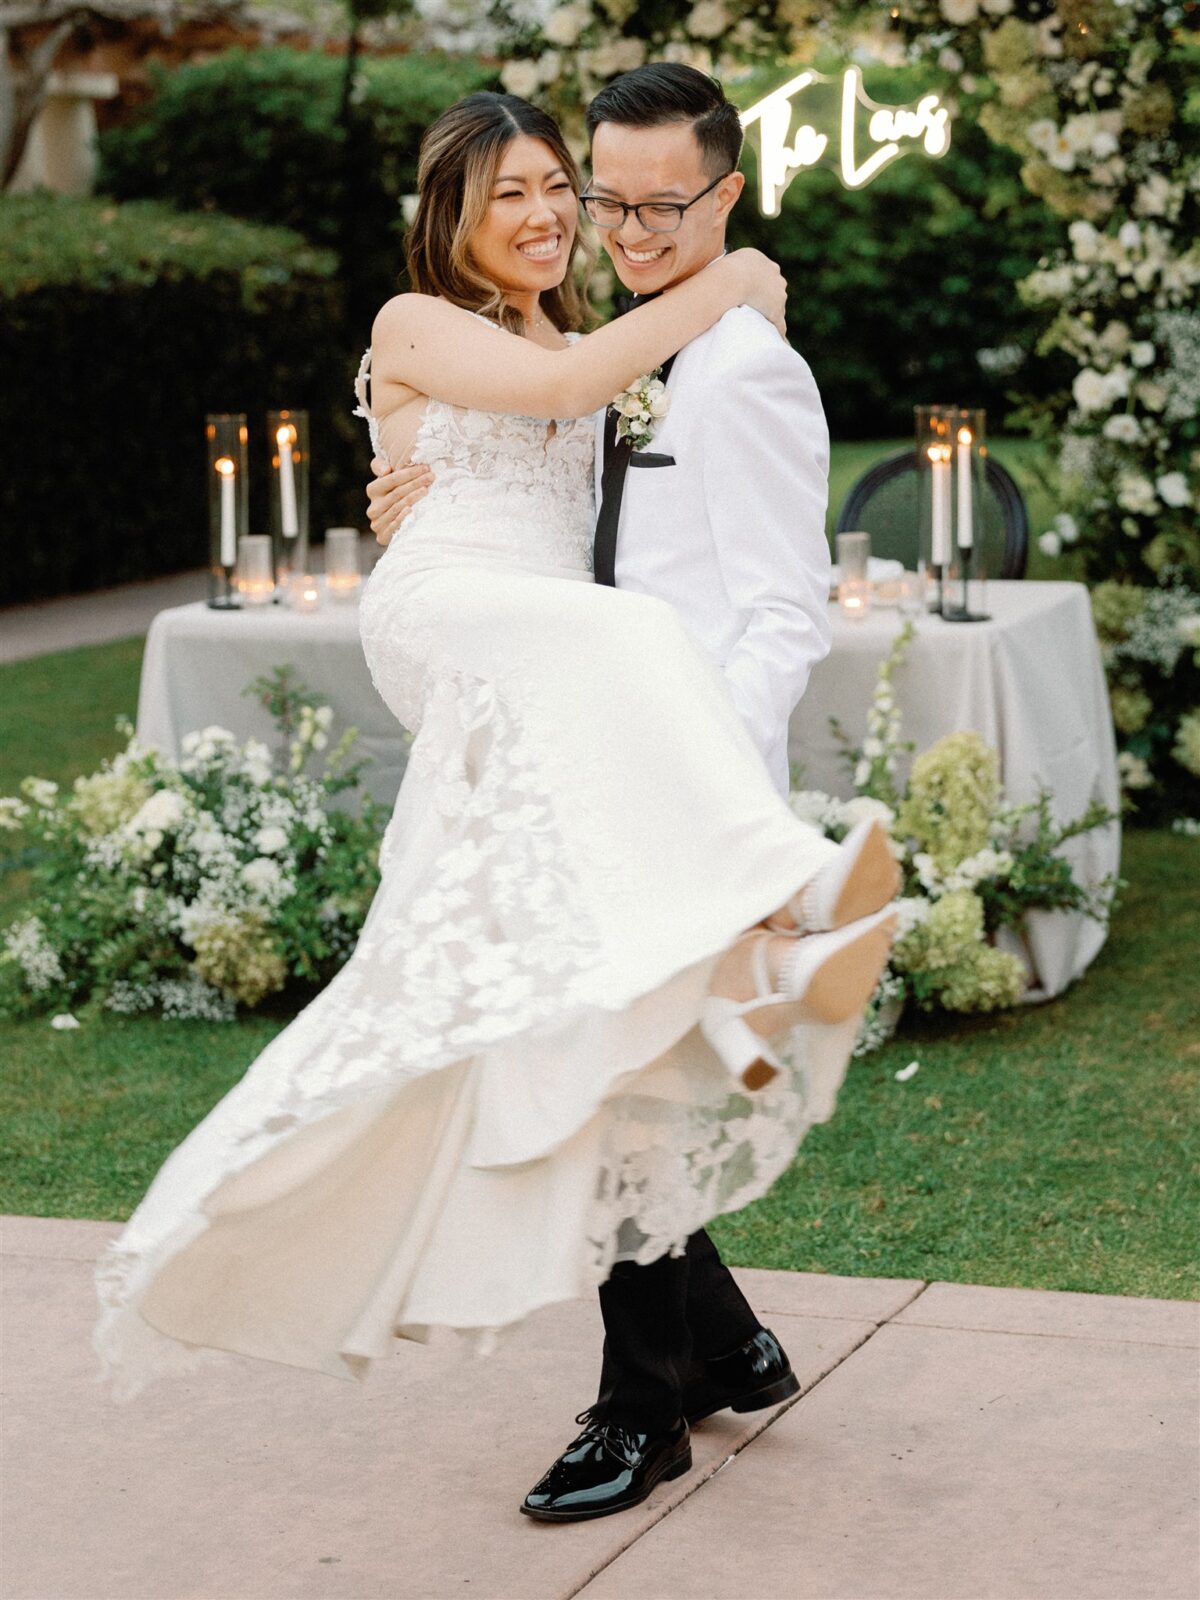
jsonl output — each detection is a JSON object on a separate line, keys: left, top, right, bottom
{"left": 93, "top": 92, "right": 896, "bottom": 1414}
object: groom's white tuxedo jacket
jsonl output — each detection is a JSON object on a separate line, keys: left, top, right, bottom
{"left": 593, "top": 305, "right": 833, "bottom": 795}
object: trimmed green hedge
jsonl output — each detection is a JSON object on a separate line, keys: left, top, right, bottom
{"left": 0, "top": 196, "right": 363, "bottom": 604}
{"left": 98, "top": 48, "right": 498, "bottom": 325}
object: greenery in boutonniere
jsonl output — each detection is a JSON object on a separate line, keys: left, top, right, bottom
{"left": 0, "top": 668, "right": 388, "bottom": 1023}
{"left": 791, "top": 622, "right": 1121, "bottom": 1054}
{"left": 612, "top": 369, "right": 669, "bottom": 452}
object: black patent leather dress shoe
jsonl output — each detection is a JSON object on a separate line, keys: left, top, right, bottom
{"left": 682, "top": 1327, "right": 800, "bottom": 1426}
{"left": 520, "top": 1412, "right": 691, "bottom": 1522}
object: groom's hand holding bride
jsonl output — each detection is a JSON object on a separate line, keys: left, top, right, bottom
{"left": 367, "top": 458, "right": 432, "bottom": 546}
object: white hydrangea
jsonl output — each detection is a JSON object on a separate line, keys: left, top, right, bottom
{"left": 1054, "top": 512, "right": 1079, "bottom": 543}
{"left": 255, "top": 825, "right": 290, "bottom": 855}
{"left": 0, "top": 796, "right": 30, "bottom": 830}
{"left": 1116, "top": 472, "right": 1159, "bottom": 515}
{"left": 542, "top": 2, "right": 589, "bottom": 47}
{"left": 1117, "top": 751, "right": 1153, "bottom": 790}
{"left": 839, "top": 796, "right": 896, "bottom": 834}
{"left": 1103, "top": 414, "right": 1142, "bottom": 444}
{"left": 500, "top": 59, "right": 541, "bottom": 98}
{"left": 1156, "top": 472, "right": 1191, "bottom": 509}
{"left": 21, "top": 777, "right": 59, "bottom": 809}
{"left": 3, "top": 916, "right": 65, "bottom": 992}
{"left": 687, "top": 0, "right": 729, "bottom": 38}
{"left": 1072, "top": 366, "right": 1129, "bottom": 415}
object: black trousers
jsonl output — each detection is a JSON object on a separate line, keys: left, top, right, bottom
{"left": 595, "top": 1228, "right": 761, "bottom": 1431}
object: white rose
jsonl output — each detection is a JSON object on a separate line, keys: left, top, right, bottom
{"left": 543, "top": 3, "right": 588, "bottom": 46}
{"left": 1137, "top": 380, "right": 1168, "bottom": 412}
{"left": 1156, "top": 472, "right": 1191, "bottom": 509}
{"left": 1026, "top": 119, "right": 1056, "bottom": 154}
{"left": 1054, "top": 513, "right": 1079, "bottom": 543}
{"left": 1046, "top": 131, "right": 1077, "bottom": 172}
{"left": 940, "top": 0, "right": 979, "bottom": 21}
{"left": 242, "top": 857, "right": 283, "bottom": 896}
{"left": 1090, "top": 130, "right": 1119, "bottom": 159}
{"left": 840, "top": 796, "right": 895, "bottom": 832}
{"left": 1103, "top": 414, "right": 1141, "bottom": 444}
{"left": 1038, "top": 530, "right": 1063, "bottom": 558}
{"left": 647, "top": 391, "right": 671, "bottom": 418}
{"left": 1129, "top": 341, "right": 1156, "bottom": 368}
{"left": 1073, "top": 366, "right": 1126, "bottom": 414}
{"left": 1118, "top": 220, "right": 1141, "bottom": 252}
{"left": 501, "top": 59, "right": 542, "bottom": 99}
{"left": 1134, "top": 174, "right": 1172, "bottom": 217}
{"left": 1116, "top": 472, "right": 1158, "bottom": 515}
{"left": 687, "top": 0, "right": 729, "bottom": 38}
{"left": 255, "top": 825, "right": 289, "bottom": 855}
{"left": 1035, "top": 16, "right": 1063, "bottom": 55}
{"left": 1068, "top": 220, "right": 1099, "bottom": 261}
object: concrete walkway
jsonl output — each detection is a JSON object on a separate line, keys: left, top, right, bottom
{"left": 3, "top": 1216, "right": 1197, "bottom": 1600}
{"left": 1, "top": 569, "right": 210, "bottom": 664}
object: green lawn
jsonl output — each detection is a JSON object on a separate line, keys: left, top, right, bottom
{"left": 2, "top": 589, "right": 1196, "bottom": 1301}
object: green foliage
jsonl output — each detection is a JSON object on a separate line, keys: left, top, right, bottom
{"left": 97, "top": 47, "right": 497, "bottom": 323}
{"left": 0, "top": 194, "right": 358, "bottom": 604}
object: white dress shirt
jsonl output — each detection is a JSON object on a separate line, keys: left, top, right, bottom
{"left": 594, "top": 305, "right": 833, "bottom": 795}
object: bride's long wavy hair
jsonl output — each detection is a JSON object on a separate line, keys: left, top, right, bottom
{"left": 405, "top": 92, "right": 595, "bottom": 336}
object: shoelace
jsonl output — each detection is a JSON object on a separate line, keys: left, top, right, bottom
{"left": 572, "top": 1407, "right": 644, "bottom": 1468}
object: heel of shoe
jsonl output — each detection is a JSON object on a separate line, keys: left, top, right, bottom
{"left": 780, "top": 907, "right": 897, "bottom": 1026}
{"left": 662, "top": 1446, "right": 693, "bottom": 1482}
{"left": 729, "top": 1371, "right": 800, "bottom": 1413}
{"left": 699, "top": 1000, "right": 781, "bottom": 1092}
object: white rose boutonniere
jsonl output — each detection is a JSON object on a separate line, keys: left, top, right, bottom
{"left": 612, "top": 370, "right": 669, "bottom": 452}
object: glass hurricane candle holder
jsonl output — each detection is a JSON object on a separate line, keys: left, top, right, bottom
{"left": 206, "top": 413, "right": 248, "bottom": 609}
{"left": 836, "top": 530, "right": 871, "bottom": 619}
{"left": 915, "top": 405, "right": 955, "bottom": 613}
{"left": 287, "top": 572, "right": 321, "bottom": 612}
{"left": 940, "top": 408, "right": 989, "bottom": 622}
{"left": 323, "top": 527, "right": 362, "bottom": 601}
{"left": 235, "top": 534, "right": 275, "bottom": 606}
{"left": 268, "top": 409, "right": 309, "bottom": 593}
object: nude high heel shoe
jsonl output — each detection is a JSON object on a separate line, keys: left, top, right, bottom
{"left": 768, "top": 819, "right": 900, "bottom": 936}
{"left": 701, "top": 909, "right": 898, "bottom": 1092}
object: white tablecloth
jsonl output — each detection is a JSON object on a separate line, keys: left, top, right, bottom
{"left": 790, "top": 581, "right": 1120, "bottom": 998}
{"left": 137, "top": 580, "right": 1119, "bottom": 999}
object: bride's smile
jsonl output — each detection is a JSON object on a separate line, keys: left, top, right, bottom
{"left": 470, "top": 134, "right": 580, "bottom": 305}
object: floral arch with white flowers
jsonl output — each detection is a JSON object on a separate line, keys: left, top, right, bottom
{"left": 494, "top": 0, "right": 1199, "bottom": 813}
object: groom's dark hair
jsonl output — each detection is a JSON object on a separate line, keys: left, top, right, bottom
{"left": 586, "top": 64, "right": 744, "bottom": 178}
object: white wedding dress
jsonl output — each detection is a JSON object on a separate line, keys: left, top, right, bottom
{"left": 93, "top": 338, "right": 857, "bottom": 1401}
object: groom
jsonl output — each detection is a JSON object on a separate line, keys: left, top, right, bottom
{"left": 367, "top": 64, "right": 834, "bottom": 1521}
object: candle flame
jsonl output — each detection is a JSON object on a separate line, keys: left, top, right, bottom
{"left": 957, "top": 427, "right": 972, "bottom": 445}
{"left": 277, "top": 424, "right": 297, "bottom": 448}
{"left": 215, "top": 456, "right": 235, "bottom": 477}
{"left": 927, "top": 444, "right": 950, "bottom": 464}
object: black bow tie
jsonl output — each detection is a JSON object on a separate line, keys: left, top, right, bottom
{"left": 613, "top": 290, "right": 662, "bottom": 317}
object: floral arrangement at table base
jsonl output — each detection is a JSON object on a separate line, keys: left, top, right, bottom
{"left": 0, "top": 668, "right": 389, "bottom": 1023}
{"left": 790, "top": 622, "right": 1120, "bottom": 1056}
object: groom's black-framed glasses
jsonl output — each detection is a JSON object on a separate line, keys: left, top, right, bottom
{"left": 579, "top": 171, "right": 734, "bottom": 235}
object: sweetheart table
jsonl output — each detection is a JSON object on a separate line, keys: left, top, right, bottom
{"left": 135, "top": 578, "right": 1119, "bottom": 1000}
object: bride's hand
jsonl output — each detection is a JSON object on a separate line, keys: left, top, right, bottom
{"left": 727, "top": 248, "right": 788, "bottom": 338}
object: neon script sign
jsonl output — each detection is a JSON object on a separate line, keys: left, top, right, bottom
{"left": 740, "top": 65, "right": 952, "bottom": 215}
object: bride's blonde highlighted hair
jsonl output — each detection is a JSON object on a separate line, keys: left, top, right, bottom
{"left": 405, "top": 92, "right": 594, "bottom": 336}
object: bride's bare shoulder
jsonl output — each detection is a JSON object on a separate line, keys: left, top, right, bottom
{"left": 372, "top": 294, "right": 498, "bottom": 347}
